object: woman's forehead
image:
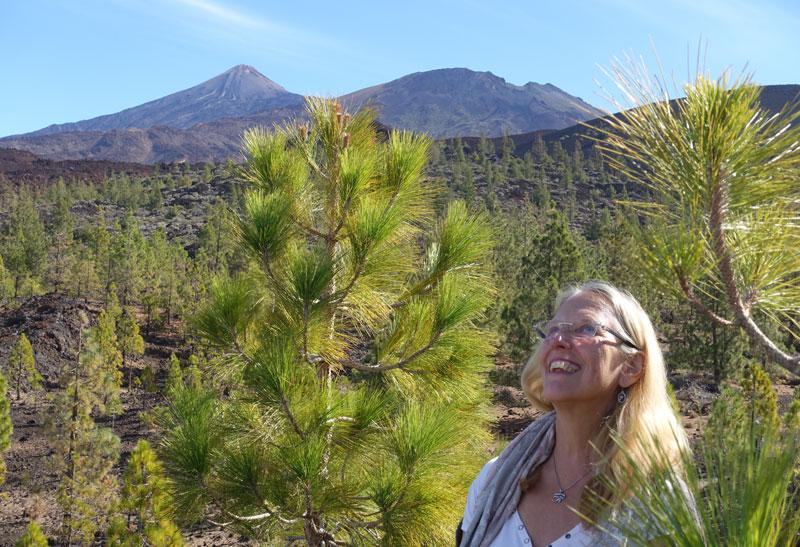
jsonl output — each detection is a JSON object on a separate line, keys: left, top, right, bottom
{"left": 554, "top": 291, "right": 615, "bottom": 322}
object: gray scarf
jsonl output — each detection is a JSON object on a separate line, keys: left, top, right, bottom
{"left": 460, "top": 411, "right": 557, "bottom": 547}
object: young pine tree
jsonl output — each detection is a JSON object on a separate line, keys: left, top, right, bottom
{"left": 600, "top": 65, "right": 800, "bottom": 371}
{"left": 160, "top": 99, "right": 495, "bottom": 545}
{"left": 0, "top": 371, "right": 12, "bottom": 488}
{"left": 48, "top": 321, "right": 121, "bottom": 545}
{"left": 94, "top": 308, "right": 124, "bottom": 416}
{"left": 107, "top": 439, "right": 183, "bottom": 546}
{"left": 165, "top": 353, "right": 184, "bottom": 395}
{"left": 184, "top": 355, "right": 203, "bottom": 391}
{"left": 1, "top": 189, "right": 48, "bottom": 297}
{"left": 117, "top": 306, "right": 144, "bottom": 385}
{"left": 15, "top": 521, "right": 48, "bottom": 547}
{"left": 6, "top": 333, "right": 42, "bottom": 400}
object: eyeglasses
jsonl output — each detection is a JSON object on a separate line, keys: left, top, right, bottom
{"left": 533, "top": 321, "right": 640, "bottom": 350}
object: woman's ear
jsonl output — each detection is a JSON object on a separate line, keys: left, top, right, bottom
{"left": 619, "top": 352, "right": 644, "bottom": 388}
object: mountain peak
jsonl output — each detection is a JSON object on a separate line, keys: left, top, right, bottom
{"left": 227, "top": 64, "right": 259, "bottom": 73}
{"left": 22, "top": 65, "right": 303, "bottom": 137}
{"left": 202, "top": 64, "right": 289, "bottom": 99}
{"left": 220, "top": 64, "right": 276, "bottom": 84}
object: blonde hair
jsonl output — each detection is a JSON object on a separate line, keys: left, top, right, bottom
{"left": 520, "top": 281, "right": 689, "bottom": 515}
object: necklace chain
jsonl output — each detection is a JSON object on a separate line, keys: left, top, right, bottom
{"left": 552, "top": 458, "right": 593, "bottom": 504}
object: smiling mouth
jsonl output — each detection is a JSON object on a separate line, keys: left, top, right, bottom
{"left": 549, "top": 360, "right": 580, "bottom": 373}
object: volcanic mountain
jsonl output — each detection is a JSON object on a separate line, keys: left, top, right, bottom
{"left": 1, "top": 66, "right": 605, "bottom": 162}
{"left": 340, "top": 68, "right": 604, "bottom": 138}
{"left": 25, "top": 65, "right": 304, "bottom": 136}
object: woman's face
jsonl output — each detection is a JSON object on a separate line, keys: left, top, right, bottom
{"left": 538, "top": 291, "right": 640, "bottom": 414}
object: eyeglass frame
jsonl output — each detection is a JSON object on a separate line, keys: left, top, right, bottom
{"left": 533, "top": 321, "right": 640, "bottom": 351}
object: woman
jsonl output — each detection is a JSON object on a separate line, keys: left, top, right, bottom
{"left": 459, "top": 281, "right": 689, "bottom": 546}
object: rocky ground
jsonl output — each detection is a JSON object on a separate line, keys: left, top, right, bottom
{"left": 0, "top": 148, "right": 155, "bottom": 188}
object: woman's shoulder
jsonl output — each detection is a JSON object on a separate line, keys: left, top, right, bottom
{"left": 471, "top": 456, "right": 499, "bottom": 492}
{"left": 462, "top": 457, "right": 499, "bottom": 530}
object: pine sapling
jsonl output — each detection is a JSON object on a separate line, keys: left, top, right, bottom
{"left": 161, "top": 99, "right": 495, "bottom": 545}
{"left": 6, "top": 333, "right": 42, "bottom": 400}
{"left": 0, "top": 371, "right": 12, "bottom": 488}
{"left": 108, "top": 439, "right": 183, "bottom": 545}
{"left": 48, "top": 321, "right": 120, "bottom": 545}
{"left": 14, "top": 521, "right": 47, "bottom": 547}
{"left": 165, "top": 353, "right": 183, "bottom": 395}
{"left": 117, "top": 306, "right": 144, "bottom": 385}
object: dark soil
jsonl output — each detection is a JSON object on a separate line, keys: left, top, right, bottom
{"left": 0, "top": 148, "right": 154, "bottom": 188}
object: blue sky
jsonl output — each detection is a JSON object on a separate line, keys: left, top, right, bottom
{"left": 2, "top": 0, "right": 799, "bottom": 136}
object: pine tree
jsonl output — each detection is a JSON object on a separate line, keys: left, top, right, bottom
{"left": 666, "top": 296, "right": 747, "bottom": 389}
{"left": 184, "top": 355, "right": 203, "bottom": 391}
{"left": 499, "top": 208, "right": 586, "bottom": 359}
{"left": 740, "top": 362, "right": 780, "bottom": 433}
{"left": 572, "top": 140, "right": 586, "bottom": 182}
{"left": 94, "top": 309, "right": 124, "bottom": 415}
{"left": 15, "top": 521, "right": 48, "bottom": 547}
{"left": 501, "top": 133, "right": 514, "bottom": 175}
{"left": 108, "top": 440, "right": 183, "bottom": 546}
{"left": 0, "top": 255, "right": 15, "bottom": 304}
{"left": 117, "top": 306, "right": 144, "bottom": 387}
{"left": 0, "top": 371, "right": 12, "bottom": 488}
{"left": 1, "top": 189, "right": 48, "bottom": 297}
{"left": 110, "top": 214, "right": 147, "bottom": 305}
{"left": 197, "top": 199, "right": 236, "bottom": 274}
{"left": 147, "top": 177, "right": 165, "bottom": 211}
{"left": 48, "top": 322, "right": 120, "bottom": 544}
{"left": 6, "top": 333, "right": 42, "bottom": 400}
{"left": 165, "top": 353, "right": 183, "bottom": 395}
{"left": 462, "top": 163, "right": 476, "bottom": 203}
{"left": 600, "top": 64, "right": 800, "bottom": 371}
{"left": 523, "top": 151, "right": 536, "bottom": 179}
{"left": 46, "top": 188, "right": 76, "bottom": 293}
{"left": 452, "top": 136, "right": 466, "bottom": 162}
{"left": 160, "top": 99, "right": 495, "bottom": 544}
{"left": 532, "top": 134, "right": 550, "bottom": 166}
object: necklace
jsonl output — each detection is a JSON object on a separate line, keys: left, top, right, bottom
{"left": 552, "top": 458, "right": 593, "bottom": 504}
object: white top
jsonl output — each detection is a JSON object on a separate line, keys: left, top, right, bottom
{"left": 462, "top": 457, "right": 597, "bottom": 547}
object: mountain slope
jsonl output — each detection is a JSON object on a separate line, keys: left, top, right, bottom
{"left": 340, "top": 68, "right": 604, "bottom": 138}
{"left": 0, "top": 105, "right": 305, "bottom": 164}
{"left": 26, "top": 65, "right": 304, "bottom": 136}
{"left": 497, "top": 84, "right": 800, "bottom": 157}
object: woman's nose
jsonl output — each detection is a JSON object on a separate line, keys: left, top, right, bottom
{"left": 552, "top": 330, "right": 572, "bottom": 347}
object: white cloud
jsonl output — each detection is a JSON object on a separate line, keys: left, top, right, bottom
{"left": 171, "top": 0, "right": 280, "bottom": 32}
{"left": 113, "top": 0, "right": 340, "bottom": 53}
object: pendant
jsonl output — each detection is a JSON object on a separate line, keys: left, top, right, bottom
{"left": 552, "top": 489, "right": 566, "bottom": 504}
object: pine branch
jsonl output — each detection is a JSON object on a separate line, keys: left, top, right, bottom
{"left": 341, "top": 332, "right": 441, "bottom": 372}
{"left": 677, "top": 272, "right": 734, "bottom": 326}
{"left": 234, "top": 342, "right": 307, "bottom": 439}
{"left": 708, "top": 168, "right": 800, "bottom": 369}
{"left": 294, "top": 219, "right": 328, "bottom": 240}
